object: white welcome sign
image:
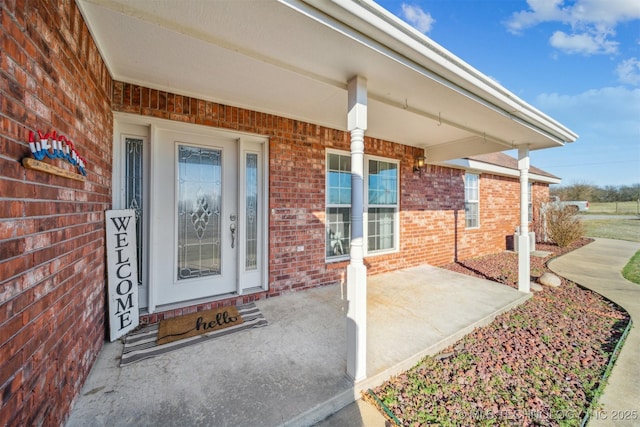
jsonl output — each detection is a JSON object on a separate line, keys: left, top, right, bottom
{"left": 105, "top": 209, "right": 139, "bottom": 341}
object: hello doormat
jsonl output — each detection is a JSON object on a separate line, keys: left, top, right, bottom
{"left": 119, "top": 303, "right": 268, "bottom": 366}
{"left": 157, "top": 305, "right": 244, "bottom": 345}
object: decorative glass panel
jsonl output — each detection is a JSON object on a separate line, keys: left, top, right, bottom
{"left": 177, "top": 145, "right": 222, "bottom": 280}
{"left": 367, "top": 208, "right": 395, "bottom": 252}
{"left": 368, "top": 160, "right": 397, "bottom": 205}
{"left": 326, "top": 207, "right": 351, "bottom": 257}
{"left": 125, "top": 137, "right": 143, "bottom": 286}
{"left": 246, "top": 153, "right": 258, "bottom": 270}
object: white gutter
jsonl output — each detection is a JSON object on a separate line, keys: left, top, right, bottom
{"left": 286, "top": 0, "right": 578, "bottom": 145}
{"left": 352, "top": 0, "right": 577, "bottom": 142}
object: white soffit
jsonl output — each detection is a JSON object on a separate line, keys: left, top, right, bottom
{"left": 77, "top": 0, "right": 577, "bottom": 161}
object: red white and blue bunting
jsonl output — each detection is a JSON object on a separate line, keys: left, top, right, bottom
{"left": 28, "top": 130, "right": 87, "bottom": 176}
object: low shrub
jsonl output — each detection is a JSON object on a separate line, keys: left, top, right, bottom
{"left": 545, "top": 204, "right": 584, "bottom": 247}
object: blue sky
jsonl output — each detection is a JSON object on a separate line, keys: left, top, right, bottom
{"left": 376, "top": 0, "right": 640, "bottom": 187}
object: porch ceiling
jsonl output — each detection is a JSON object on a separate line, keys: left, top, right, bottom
{"left": 77, "top": 0, "right": 577, "bottom": 162}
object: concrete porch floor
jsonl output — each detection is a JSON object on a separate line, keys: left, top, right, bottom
{"left": 66, "top": 265, "right": 531, "bottom": 427}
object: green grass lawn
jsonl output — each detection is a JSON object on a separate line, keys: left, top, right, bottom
{"left": 622, "top": 250, "right": 640, "bottom": 285}
{"left": 583, "top": 219, "right": 640, "bottom": 242}
{"left": 579, "top": 214, "right": 639, "bottom": 279}
{"left": 587, "top": 201, "right": 640, "bottom": 215}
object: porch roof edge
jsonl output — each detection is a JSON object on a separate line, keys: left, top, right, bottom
{"left": 283, "top": 0, "right": 579, "bottom": 146}
{"left": 440, "top": 158, "right": 562, "bottom": 185}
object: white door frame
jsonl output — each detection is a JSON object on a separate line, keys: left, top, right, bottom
{"left": 112, "top": 113, "right": 269, "bottom": 314}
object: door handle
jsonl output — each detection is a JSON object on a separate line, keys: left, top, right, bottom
{"left": 230, "top": 222, "right": 236, "bottom": 249}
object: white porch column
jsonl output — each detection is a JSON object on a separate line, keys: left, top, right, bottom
{"left": 517, "top": 146, "right": 531, "bottom": 293}
{"left": 346, "top": 75, "right": 367, "bottom": 382}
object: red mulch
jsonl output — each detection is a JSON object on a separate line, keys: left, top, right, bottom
{"left": 369, "top": 238, "right": 630, "bottom": 426}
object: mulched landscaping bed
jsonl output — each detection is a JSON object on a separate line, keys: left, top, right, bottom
{"left": 368, "top": 238, "right": 631, "bottom": 426}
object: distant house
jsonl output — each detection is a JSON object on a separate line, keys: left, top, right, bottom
{"left": 0, "top": 1, "right": 576, "bottom": 425}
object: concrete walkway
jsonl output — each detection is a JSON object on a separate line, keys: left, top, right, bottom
{"left": 66, "top": 265, "right": 530, "bottom": 427}
{"left": 549, "top": 238, "right": 640, "bottom": 427}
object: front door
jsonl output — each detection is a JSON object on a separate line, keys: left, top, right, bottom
{"left": 153, "top": 129, "right": 238, "bottom": 305}
{"left": 114, "top": 116, "right": 268, "bottom": 311}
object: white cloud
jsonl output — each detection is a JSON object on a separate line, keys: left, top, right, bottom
{"left": 505, "top": 0, "right": 640, "bottom": 55}
{"left": 567, "top": 0, "right": 640, "bottom": 27}
{"left": 506, "top": 0, "right": 567, "bottom": 34}
{"left": 616, "top": 57, "right": 640, "bottom": 85}
{"left": 400, "top": 3, "right": 435, "bottom": 34}
{"left": 550, "top": 30, "right": 619, "bottom": 55}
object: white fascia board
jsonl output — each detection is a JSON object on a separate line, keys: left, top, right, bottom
{"left": 285, "top": 0, "right": 578, "bottom": 145}
{"left": 342, "top": 0, "right": 578, "bottom": 144}
{"left": 440, "top": 159, "right": 561, "bottom": 185}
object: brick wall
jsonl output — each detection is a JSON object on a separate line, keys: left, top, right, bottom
{"left": 113, "top": 82, "right": 355, "bottom": 303}
{"left": 458, "top": 175, "right": 550, "bottom": 260}
{"left": 0, "top": 1, "right": 550, "bottom": 423}
{"left": 0, "top": 1, "right": 112, "bottom": 425}
{"left": 112, "top": 82, "right": 547, "bottom": 301}
{"left": 458, "top": 174, "right": 520, "bottom": 260}
{"left": 113, "top": 83, "right": 465, "bottom": 296}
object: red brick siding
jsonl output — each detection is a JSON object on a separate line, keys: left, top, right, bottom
{"left": 113, "top": 82, "right": 353, "bottom": 304}
{"left": 0, "top": 1, "right": 112, "bottom": 425}
{"left": 0, "top": 1, "right": 552, "bottom": 423}
{"left": 113, "top": 81, "right": 549, "bottom": 316}
{"left": 458, "top": 174, "right": 519, "bottom": 260}
{"left": 458, "top": 175, "right": 550, "bottom": 260}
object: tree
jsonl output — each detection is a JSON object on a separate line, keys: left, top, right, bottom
{"left": 599, "top": 186, "right": 618, "bottom": 202}
{"left": 564, "top": 181, "right": 595, "bottom": 201}
{"left": 619, "top": 184, "right": 640, "bottom": 202}
{"left": 550, "top": 182, "right": 639, "bottom": 202}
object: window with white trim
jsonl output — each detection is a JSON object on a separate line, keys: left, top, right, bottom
{"left": 326, "top": 152, "right": 351, "bottom": 260}
{"left": 325, "top": 152, "right": 399, "bottom": 260}
{"left": 465, "top": 173, "right": 479, "bottom": 228}
{"left": 366, "top": 158, "right": 399, "bottom": 253}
